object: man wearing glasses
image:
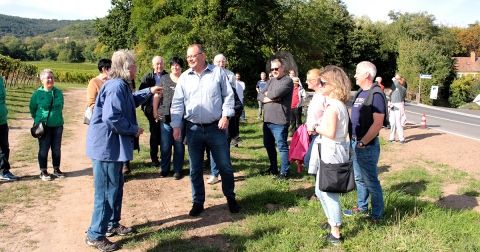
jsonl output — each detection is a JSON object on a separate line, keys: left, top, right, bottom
{"left": 170, "top": 44, "right": 240, "bottom": 216}
{"left": 257, "top": 58, "right": 293, "bottom": 179}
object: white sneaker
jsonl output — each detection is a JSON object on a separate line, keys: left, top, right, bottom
{"left": 207, "top": 175, "right": 219, "bottom": 184}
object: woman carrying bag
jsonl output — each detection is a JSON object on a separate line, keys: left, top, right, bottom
{"left": 312, "top": 65, "right": 351, "bottom": 245}
{"left": 29, "top": 69, "right": 64, "bottom": 181}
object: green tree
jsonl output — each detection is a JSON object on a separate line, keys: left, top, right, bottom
{"left": 449, "top": 76, "right": 480, "bottom": 107}
{"left": 96, "top": 0, "right": 136, "bottom": 51}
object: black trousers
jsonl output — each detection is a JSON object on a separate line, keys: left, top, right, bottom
{"left": 148, "top": 118, "right": 161, "bottom": 163}
{"left": 0, "top": 123, "right": 11, "bottom": 171}
{"left": 290, "top": 107, "right": 303, "bottom": 134}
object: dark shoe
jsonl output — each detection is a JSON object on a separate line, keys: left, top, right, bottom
{"left": 227, "top": 197, "right": 240, "bottom": 213}
{"left": 0, "top": 171, "right": 18, "bottom": 181}
{"left": 173, "top": 172, "right": 183, "bottom": 180}
{"left": 39, "top": 170, "right": 52, "bottom": 181}
{"left": 52, "top": 168, "right": 65, "bottom": 178}
{"left": 276, "top": 173, "right": 288, "bottom": 180}
{"left": 326, "top": 233, "right": 342, "bottom": 245}
{"left": 151, "top": 161, "right": 160, "bottom": 167}
{"left": 160, "top": 171, "right": 169, "bottom": 177}
{"left": 260, "top": 169, "right": 278, "bottom": 176}
{"left": 122, "top": 165, "right": 131, "bottom": 175}
{"left": 85, "top": 236, "right": 119, "bottom": 251}
{"left": 106, "top": 224, "right": 133, "bottom": 237}
{"left": 189, "top": 203, "right": 204, "bottom": 216}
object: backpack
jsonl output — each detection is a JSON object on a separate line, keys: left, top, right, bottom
{"left": 353, "top": 84, "right": 389, "bottom": 127}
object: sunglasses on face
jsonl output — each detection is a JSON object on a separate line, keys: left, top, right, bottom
{"left": 320, "top": 79, "right": 328, "bottom": 87}
{"left": 271, "top": 67, "right": 280, "bottom": 71}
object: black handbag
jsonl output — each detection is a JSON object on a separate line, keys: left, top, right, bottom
{"left": 317, "top": 143, "right": 355, "bottom": 193}
{"left": 31, "top": 90, "right": 54, "bottom": 138}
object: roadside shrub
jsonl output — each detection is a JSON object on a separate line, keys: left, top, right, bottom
{"left": 449, "top": 76, "right": 480, "bottom": 107}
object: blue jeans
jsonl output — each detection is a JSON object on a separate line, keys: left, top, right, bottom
{"left": 263, "top": 122, "right": 290, "bottom": 175}
{"left": 351, "top": 137, "right": 384, "bottom": 219}
{"left": 87, "top": 160, "right": 124, "bottom": 240}
{"left": 38, "top": 126, "right": 63, "bottom": 170}
{"left": 185, "top": 122, "right": 235, "bottom": 204}
{"left": 160, "top": 122, "right": 185, "bottom": 173}
{"left": 303, "top": 134, "right": 318, "bottom": 168}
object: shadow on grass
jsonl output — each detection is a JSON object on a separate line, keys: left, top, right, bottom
{"left": 437, "top": 194, "right": 479, "bottom": 210}
{"left": 405, "top": 132, "right": 442, "bottom": 141}
{"left": 388, "top": 180, "right": 428, "bottom": 196}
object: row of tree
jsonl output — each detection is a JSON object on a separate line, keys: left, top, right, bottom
{"left": 1, "top": 0, "right": 480, "bottom": 106}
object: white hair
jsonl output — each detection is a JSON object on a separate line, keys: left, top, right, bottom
{"left": 357, "top": 61, "right": 377, "bottom": 80}
{"left": 109, "top": 49, "right": 136, "bottom": 80}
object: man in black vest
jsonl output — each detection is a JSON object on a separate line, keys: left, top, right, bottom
{"left": 346, "top": 61, "right": 385, "bottom": 221}
{"left": 139, "top": 56, "right": 167, "bottom": 167}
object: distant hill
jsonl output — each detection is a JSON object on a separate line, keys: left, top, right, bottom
{"left": 0, "top": 14, "right": 96, "bottom": 38}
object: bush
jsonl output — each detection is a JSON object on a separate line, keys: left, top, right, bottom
{"left": 449, "top": 76, "right": 480, "bottom": 107}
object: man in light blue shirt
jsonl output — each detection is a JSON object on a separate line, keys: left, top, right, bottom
{"left": 170, "top": 43, "right": 240, "bottom": 216}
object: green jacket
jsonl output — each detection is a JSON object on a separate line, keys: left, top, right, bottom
{"left": 0, "top": 77, "right": 7, "bottom": 125}
{"left": 29, "top": 86, "right": 64, "bottom": 126}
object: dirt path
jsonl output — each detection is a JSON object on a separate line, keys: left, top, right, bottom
{"left": 1, "top": 88, "right": 479, "bottom": 251}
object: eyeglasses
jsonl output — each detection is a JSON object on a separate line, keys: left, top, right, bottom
{"left": 186, "top": 52, "right": 203, "bottom": 59}
{"left": 271, "top": 67, "right": 280, "bottom": 71}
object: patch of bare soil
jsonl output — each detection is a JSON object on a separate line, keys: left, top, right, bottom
{"left": 1, "top": 89, "right": 479, "bottom": 251}
{"left": 379, "top": 125, "right": 480, "bottom": 212}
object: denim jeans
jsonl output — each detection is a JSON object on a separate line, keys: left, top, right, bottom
{"left": 303, "top": 134, "right": 318, "bottom": 168}
{"left": 185, "top": 122, "right": 235, "bottom": 204}
{"left": 263, "top": 122, "right": 290, "bottom": 175}
{"left": 315, "top": 181, "right": 342, "bottom": 226}
{"left": 351, "top": 137, "right": 384, "bottom": 219}
{"left": 160, "top": 121, "right": 185, "bottom": 173}
{"left": 87, "top": 160, "right": 124, "bottom": 240}
{"left": 38, "top": 126, "right": 63, "bottom": 170}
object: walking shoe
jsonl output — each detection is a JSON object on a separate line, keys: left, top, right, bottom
{"left": 399, "top": 140, "right": 405, "bottom": 144}
{"left": 85, "top": 236, "right": 118, "bottom": 251}
{"left": 52, "top": 168, "right": 65, "bottom": 178}
{"left": 343, "top": 207, "right": 366, "bottom": 217}
{"left": 227, "top": 197, "right": 240, "bottom": 213}
{"left": 151, "top": 160, "right": 160, "bottom": 167}
{"left": 189, "top": 203, "right": 204, "bottom": 216}
{"left": 207, "top": 175, "right": 219, "bottom": 184}
{"left": 173, "top": 172, "right": 183, "bottom": 180}
{"left": 106, "top": 224, "right": 133, "bottom": 237}
{"left": 160, "top": 171, "right": 169, "bottom": 177}
{"left": 0, "top": 171, "right": 18, "bottom": 181}
{"left": 326, "top": 233, "right": 342, "bottom": 245}
{"left": 39, "top": 170, "right": 51, "bottom": 181}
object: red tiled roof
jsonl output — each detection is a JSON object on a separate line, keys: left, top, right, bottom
{"left": 453, "top": 56, "right": 480, "bottom": 73}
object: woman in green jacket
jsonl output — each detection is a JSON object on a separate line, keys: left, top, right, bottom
{"left": 29, "top": 69, "right": 64, "bottom": 181}
{"left": 0, "top": 76, "right": 18, "bottom": 181}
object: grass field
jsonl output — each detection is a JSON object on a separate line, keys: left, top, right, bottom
{"left": 25, "top": 61, "right": 97, "bottom": 74}
{"left": 2, "top": 86, "right": 480, "bottom": 251}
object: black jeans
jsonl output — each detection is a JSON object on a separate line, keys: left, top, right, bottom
{"left": 0, "top": 123, "right": 10, "bottom": 171}
{"left": 148, "top": 118, "right": 161, "bottom": 163}
{"left": 38, "top": 126, "right": 63, "bottom": 170}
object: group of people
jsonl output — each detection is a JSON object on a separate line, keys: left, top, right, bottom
{"left": 0, "top": 44, "right": 391, "bottom": 249}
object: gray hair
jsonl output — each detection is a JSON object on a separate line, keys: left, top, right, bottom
{"left": 214, "top": 54, "right": 227, "bottom": 63}
{"left": 357, "top": 61, "right": 377, "bottom": 80}
{"left": 39, "top": 69, "right": 54, "bottom": 80}
{"left": 109, "top": 49, "right": 136, "bottom": 80}
{"left": 152, "top": 55, "right": 163, "bottom": 64}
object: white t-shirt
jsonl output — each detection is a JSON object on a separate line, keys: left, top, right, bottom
{"left": 236, "top": 80, "right": 245, "bottom": 103}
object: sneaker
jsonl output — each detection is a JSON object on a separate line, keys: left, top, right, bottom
{"left": 173, "top": 172, "right": 183, "bottom": 180}
{"left": 39, "top": 170, "right": 52, "bottom": 181}
{"left": 160, "top": 171, "right": 169, "bottom": 177}
{"left": 189, "top": 203, "right": 204, "bottom": 217}
{"left": 52, "top": 168, "right": 65, "bottom": 178}
{"left": 0, "top": 171, "right": 18, "bottom": 181}
{"left": 106, "top": 224, "right": 133, "bottom": 237}
{"left": 207, "top": 175, "right": 219, "bottom": 184}
{"left": 343, "top": 207, "right": 366, "bottom": 217}
{"left": 227, "top": 197, "right": 240, "bottom": 213}
{"left": 399, "top": 140, "right": 405, "bottom": 144}
{"left": 122, "top": 165, "right": 130, "bottom": 175}
{"left": 326, "top": 233, "right": 342, "bottom": 245}
{"left": 151, "top": 161, "right": 160, "bottom": 167}
{"left": 85, "top": 236, "right": 118, "bottom": 251}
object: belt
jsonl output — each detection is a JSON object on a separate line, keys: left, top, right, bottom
{"left": 187, "top": 120, "right": 219, "bottom": 127}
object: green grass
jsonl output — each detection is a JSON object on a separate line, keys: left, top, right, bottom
{"left": 26, "top": 61, "right": 97, "bottom": 74}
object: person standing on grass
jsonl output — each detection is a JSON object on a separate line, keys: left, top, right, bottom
{"left": 258, "top": 58, "right": 293, "bottom": 179}
{"left": 235, "top": 73, "right": 246, "bottom": 122}
{"left": 312, "top": 66, "right": 351, "bottom": 245}
{"left": 139, "top": 56, "right": 167, "bottom": 167}
{"left": 388, "top": 74, "right": 406, "bottom": 143}
{"left": 85, "top": 49, "right": 163, "bottom": 252}
{"left": 29, "top": 69, "right": 65, "bottom": 181}
{"left": 170, "top": 44, "right": 240, "bottom": 217}
{"left": 0, "top": 75, "right": 18, "bottom": 181}
{"left": 345, "top": 61, "right": 386, "bottom": 221}
{"left": 289, "top": 76, "right": 306, "bottom": 136}
{"left": 256, "top": 72, "right": 268, "bottom": 119}
{"left": 152, "top": 56, "right": 186, "bottom": 180}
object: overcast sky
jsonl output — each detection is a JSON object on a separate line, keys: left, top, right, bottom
{"left": 0, "top": 0, "right": 479, "bottom": 27}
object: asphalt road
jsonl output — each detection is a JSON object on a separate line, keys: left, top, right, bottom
{"left": 404, "top": 103, "right": 480, "bottom": 141}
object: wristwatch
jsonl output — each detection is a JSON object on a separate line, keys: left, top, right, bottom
{"left": 358, "top": 141, "right": 365, "bottom": 147}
